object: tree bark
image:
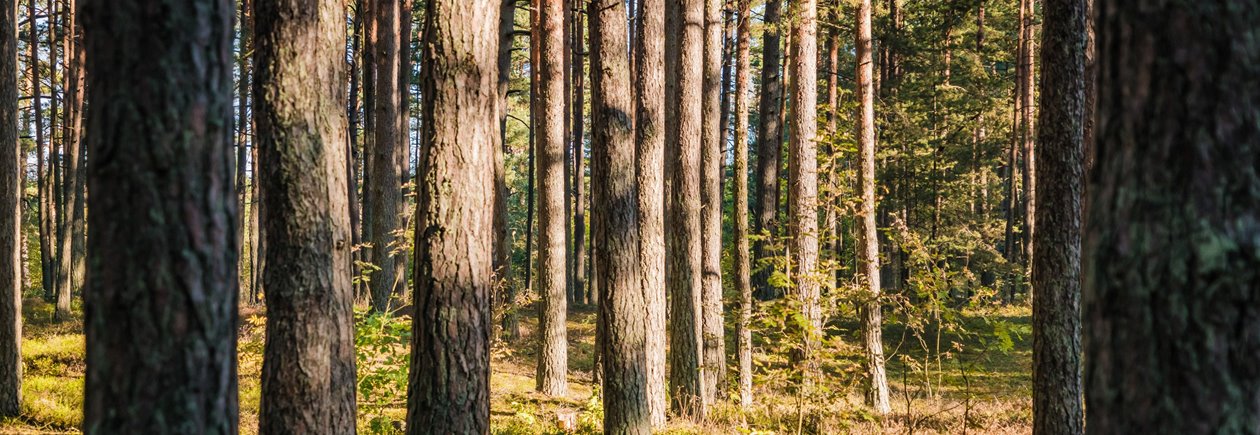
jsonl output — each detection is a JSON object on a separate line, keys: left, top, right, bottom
{"left": 665, "top": 0, "right": 706, "bottom": 418}
{"left": 733, "top": 0, "right": 752, "bottom": 409}
{"left": 590, "top": 1, "right": 649, "bottom": 431}
{"left": 535, "top": 0, "right": 570, "bottom": 397}
{"left": 494, "top": 0, "right": 515, "bottom": 333}
{"left": 369, "top": 0, "right": 403, "bottom": 312}
{"left": 855, "top": 0, "right": 890, "bottom": 415}
{"left": 1084, "top": 2, "right": 1260, "bottom": 433}
{"left": 571, "top": 3, "right": 587, "bottom": 307}
{"left": 237, "top": 0, "right": 252, "bottom": 298}
{"left": 0, "top": 0, "right": 22, "bottom": 416}
{"left": 1021, "top": 0, "right": 1037, "bottom": 277}
{"left": 1031, "top": 1, "right": 1085, "bottom": 434}
{"left": 29, "top": 0, "right": 51, "bottom": 304}
{"left": 633, "top": 0, "right": 666, "bottom": 425}
{"left": 406, "top": 0, "right": 497, "bottom": 431}
{"left": 788, "top": 0, "right": 820, "bottom": 389}
{"left": 253, "top": 0, "right": 358, "bottom": 431}
{"left": 81, "top": 0, "right": 240, "bottom": 431}
{"left": 699, "top": 0, "right": 725, "bottom": 404}
{"left": 752, "top": 0, "right": 783, "bottom": 299}
{"left": 54, "top": 0, "right": 81, "bottom": 322}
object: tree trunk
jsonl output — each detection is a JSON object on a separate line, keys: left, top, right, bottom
{"left": 733, "top": 0, "right": 752, "bottom": 409}
{"left": 590, "top": 1, "right": 649, "bottom": 431}
{"left": 54, "top": 0, "right": 81, "bottom": 323}
{"left": 0, "top": 0, "right": 22, "bottom": 416}
{"left": 535, "top": 0, "right": 569, "bottom": 397}
{"left": 788, "top": 0, "right": 820, "bottom": 389}
{"left": 29, "top": 0, "right": 51, "bottom": 304}
{"left": 699, "top": 0, "right": 725, "bottom": 404}
{"left": 253, "top": 0, "right": 358, "bottom": 431}
{"left": 571, "top": 4, "right": 587, "bottom": 307}
{"left": 406, "top": 0, "right": 497, "bottom": 431}
{"left": 395, "top": 0, "right": 413, "bottom": 301}
{"left": 369, "top": 0, "right": 402, "bottom": 312}
{"left": 1021, "top": 0, "right": 1037, "bottom": 279}
{"left": 81, "top": 0, "right": 240, "bottom": 431}
{"left": 855, "top": 0, "right": 890, "bottom": 415}
{"left": 665, "top": 0, "right": 706, "bottom": 418}
{"left": 1084, "top": 2, "right": 1260, "bottom": 433}
{"left": 633, "top": 0, "right": 666, "bottom": 425}
{"left": 752, "top": 0, "right": 783, "bottom": 299}
{"left": 496, "top": 0, "right": 520, "bottom": 340}
{"left": 1031, "top": 1, "right": 1085, "bottom": 434}
{"left": 237, "top": 0, "right": 252, "bottom": 297}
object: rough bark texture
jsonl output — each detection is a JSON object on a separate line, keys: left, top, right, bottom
{"left": 494, "top": 0, "right": 514, "bottom": 331}
{"left": 699, "top": 0, "right": 725, "bottom": 404}
{"left": 253, "top": 0, "right": 358, "bottom": 432}
{"left": 369, "top": 0, "right": 403, "bottom": 312}
{"left": 0, "top": 0, "right": 22, "bottom": 416}
{"left": 1031, "top": 1, "right": 1085, "bottom": 434}
{"left": 535, "top": 0, "right": 569, "bottom": 397}
{"left": 733, "top": 0, "right": 752, "bottom": 410}
{"left": 1084, "top": 1, "right": 1260, "bottom": 433}
{"left": 633, "top": 0, "right": 666, "bottom": 425}
{"left": 81, "top": 0, "right": 240, "bottom": 431}
{"left": 788, "top": 0, "right": 820, "bottom": 387}
{"left": 590, "top": 2, "right": 649, "bottom": 431}
{"left": 752, "top": 0, "right": 783, "bottom": 299}
{"left": 406, "top": 0, "right": 498, "bottom": 432}
{"left": 855, "top": 0, "right": 890, "bottom": 415}
{"left": 665, "top": 0, "right": 706, "bottom": 418}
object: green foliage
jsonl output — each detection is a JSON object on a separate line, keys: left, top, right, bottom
{"left": 355, "top": 309, "right": 412, "bottom": 430}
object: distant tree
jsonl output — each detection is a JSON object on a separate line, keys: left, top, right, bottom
{"left": 0, "top": 0, "right": 21, "bottom": 417}
{"left": 855, "top": 0, "right": 891, "bottom": 415}
{"left": 81, "top": 0, "right": 239, "bottom": 431}
{"left": 56, "top": 0, "right": 83, "bottom": 320}
{"left": 700, "top": 0, "right": 725, "bottom": 403}
{"left": 752, "top": 0, "right": 784, "bottom": 299}
{"left": 369, "top": 0, "right": 404, "bottom": 312}
{"left": 1084, "top": 1, "right": 1260, "bottom": 433}
{"left": 634, "top": 0, "right": 667, "bottom": 424}
{"left": 571, "top": 0, "right": 588, "bottom": 308}
{"left": 536, "top": 0, "right": 569, "bottom": 397}
{"left": 665, "top": 0, "right": 706, "bottom": 417}
{"left": 253, "top": 0, "right": 358, "bottom": 432}
{"left": 406, "top": 0, "right": 498, "bottom": 431}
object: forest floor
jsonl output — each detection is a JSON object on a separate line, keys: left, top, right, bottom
{"left": 1, "top": 296, "right": 1032, "bottom": 434}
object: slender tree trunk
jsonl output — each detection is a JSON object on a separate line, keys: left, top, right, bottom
{"left": 369, "top": 0, "right": 402, "bottom": 312}
{"left": 855, "top": 0, "right": 890, "bottom": 415}
{"left": 1021, "top": 0, "right": 1037, "bottom": 279}
{"left": 348, "top": 0, "right": 363, "bottom": 300}
{"left": 496, "top": 0, "right": 520, "bottom": 339}
{"left": 47, "top": 0, "right": 60, "bottom": 309}
{"left": 665, "top": 0, "right": 706, "bottom": 418}
{"left": 253, "top": 0, "right": 358, "bottom": 431}
{"left": 733, "top": 0, "right": 752, "bottom": 409}
{"left": 0, "top": 0, "right": 23, "bottom": 416}
{"left": 699, "top": 0, "right": 725, "bottom": 404}
{"left": 29, "top": 0, "right": 51, "bottom": 304}
{"left": 1031, "top": 1, "right": 1085, "bottom": 434}
{"left": 82, "top": 0, "right": 240, "bottom": 431}
{"left": 361, "top": 0, "right": 377, "bottom": 303}
{"left": 535, "top": 0, "right": 570, "bottom": 397}
{"left": 571, "top": 5, "right": 587, "bottom": 307}
{"left": 1085, "top": 2, "right": 1260, "bottom": 433}
{"left": 633, "top": 0, "right": 666, "bottom": 425}
{"left": 395, "top": 0, "right": 413, "bottom": 300}
{"left": 237, "top": 0, "right": 252, "bottom": 298}
{"left": 53, "top": 0, "right": 79, "bottom": 322}
{"left": 590, "top": 1, "right": 648, "bottom": 431}
{"left": 752, "top": 0, "right": 783, "bottom": 299}
{"left": 788, "top": 0, "right": 820, "bottom": 389}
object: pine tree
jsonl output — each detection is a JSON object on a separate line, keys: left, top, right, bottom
{"left": 634, "top": 0, "right": 667, "bottom": 424}
{"left": 536, "top": 0, "right": 570, "bottom": 397}
{"left": 0, "top": 0, "right": 22, "bottom": 417}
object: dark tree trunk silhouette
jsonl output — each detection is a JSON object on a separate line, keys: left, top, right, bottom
{"left": 405, "top": 0, "right": 498, "bottom": 431}
{"left": 752, "top": 0, "right": 783, "bottom": 299}
{"left": 1084, "top": 1, "right": 1260, "bottom": 433}
{"left": 81, "top": 0, "right": 240, "bottom": 431}
{"left": 0, "top": 0, "right": 22, "bottom": 416}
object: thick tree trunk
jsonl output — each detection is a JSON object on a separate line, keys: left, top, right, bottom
{"left": 590, "top": 1, "right": 649, "bottom": 431}
{"left": 855, "top": 0, "right": 890, "bottom": 415}
{"left": 1084, "top": 2, "right": 1260, "bottom": 433}
{"left": 535, "top": 0, "right": 569, "bottom": 397}
{"left": 253, "top": 0, "right": 358, "bottom": 432}
{"left": 633, "top": 0, "right": 666, "bottom": 425}
{"left": 1031, "top": 1, "right": 1085, "bottom": 434}
{"left": 369, "top": 0, "right": 402, "bottom": 312}
{"left": 752, "top": 0, "right": 783, "bottom": 299}
{"left": 81, "top": 0, "right": 240, "bottom": 431}
{"left": 406, "top": 0, "right": 497, "bottom": 431}
{"left": 733, "top": 0, "right": 752, "bottom": 409}
{"left": 665, "top": 0, "right": 706, "bottom": 418}
{"left": 0, "top": 0, "right": 22, "bottom": 416}
{"left": 788, "top": 0, "right": 820, "bottom": 388}
{"left": 699, "top": 0, "right": 725, "bottom": 404}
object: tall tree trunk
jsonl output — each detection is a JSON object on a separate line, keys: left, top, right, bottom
{"left": 1031, "top": 1, "right": 1085, "bottom": 434}
{"left": 28, "top": 0, "right": 51, "bottom": 304}
{"left": 752, "top": 0, "right": 783, "bottom": 299}
{"left": 571, "top": 6, "right": 587, "bottom": 307}
{"left": 395, "top": 0, "right": 413, "bottom": 300}
{"left": 590, "top": 1, "right": 648, "bottom": 431}
{"left": 369, "top": 0, "right": 402, "bottom": 312}
{"left": 54, "top": 0, "right": 80, "bottom": 322}
{"left": 406, "top": 0, "right": 497, "bottom": 431}
{"left": 699, "top": 0, "right": 725, "bottom": 404}
{"left": 237, "top": 0, "right": 252, "bottom": 298}
{"left": 1020, "top": 0, "right": 1037, "bottom": 279}
{"left": 855, "top": 0, "right": 890, "bottom": 415}
{"left": 633, "top": 0, "right": 666, "bottom": 425}
{"left": 732, "top": 0, "right": 752, "bottom": 409}
{"left": 348, "top": 0, "right": 363, "bottom": 301}
{"left": 361, "top": 0, "right": 377, "bottom": 303}
{"left": 665, "top": 0, "right": 705, "bottom": 417}
{"left": 81, "top": 0, "right": 240, "bottom": 431}
{"left": 47, "top": 0, "right": 60, "bottom": 310}
{"left": 788, "top": 0, "right": 820, "bottom": 389}
{"left": 496, "top": 0, "right": 519, "bottom": 339}
{"left": 1084, "top": 2, "right": 1260, "bottom": 433}
{"left": 535, "top": 0, "right": 570, "bottom": 397}
{"left": 253, "top": 0, "right": 358, "bottom": 431}
{"left": 0, "top": 0, "right": 22, "bottom": 416}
